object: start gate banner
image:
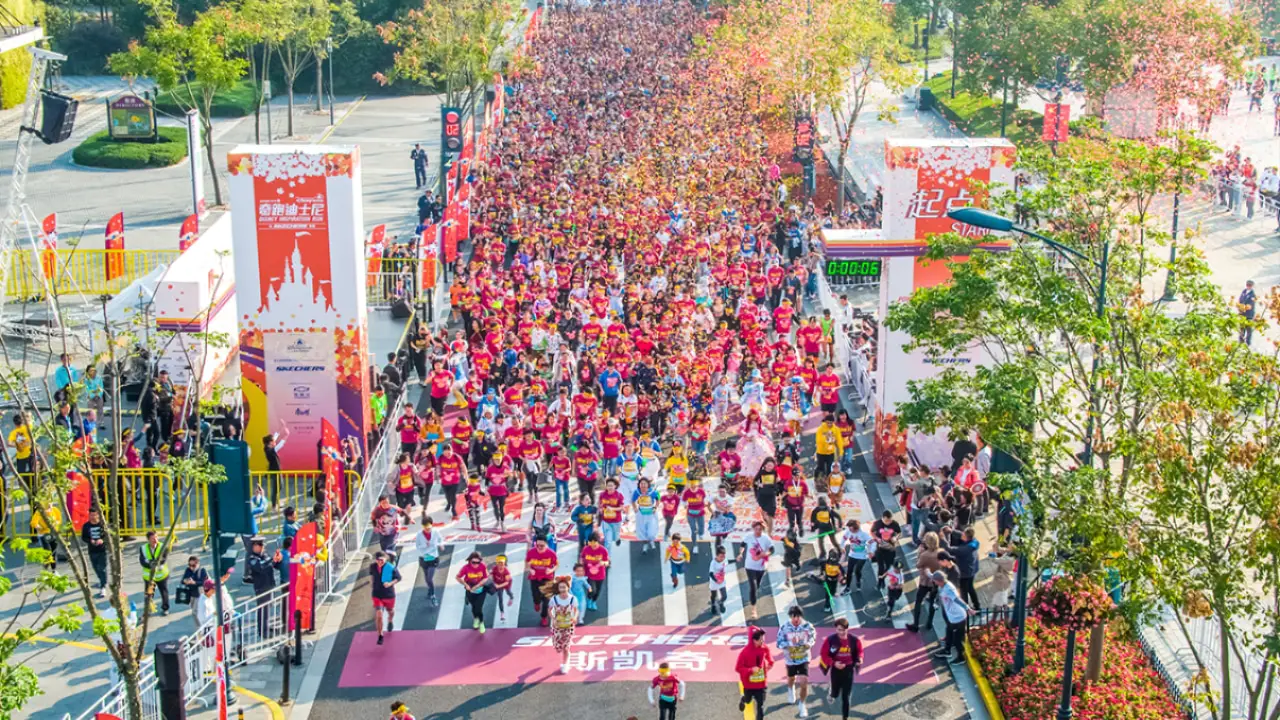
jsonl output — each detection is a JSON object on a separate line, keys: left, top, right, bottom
{"left": 227, "top": 146, "right": 371, "bottom": 471}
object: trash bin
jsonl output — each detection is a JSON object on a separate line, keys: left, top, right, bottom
{"left": 918, "top": 87, "right": 935, "bottom": 111}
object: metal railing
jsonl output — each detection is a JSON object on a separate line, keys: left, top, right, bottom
{"left": 5, "top": 469, "right": 360, "bottom": 539}
{"left": 5, "top": 249, "right": 179, "bottom": 300}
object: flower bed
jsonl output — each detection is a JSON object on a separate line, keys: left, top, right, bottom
{"left": 970, "top": 618, "right": 1183, "bottom": 720}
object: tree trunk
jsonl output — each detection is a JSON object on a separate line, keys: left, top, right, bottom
{"left": 1221, "top": 613, "right": 1233, "bottom": 718}
{"left": 315, "top": 52, "right": 324, "bottom": 112}
{"left": 1085, "top": 621, "right": 1105, "bottom": 685}
{"left": 835, "top": 145, "right": 848, "bottom": 217}
{"left": 950, "top": 14, "right": 958, "bottom": 98}
{"left": 1000, "top": 78, "right": 1009, "bottom": 137}
{"left": 286, "top": 83, "right": 295, "bottom": 136}
{"left": 205, "top": 122, "right": 223, "bottom": 206}
{"left": 251, "top": 49, "right": 261, "bottom": 144}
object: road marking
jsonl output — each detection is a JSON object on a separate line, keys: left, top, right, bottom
{"left": 317, "top": 95, "right": 366, "bottom": 143}
{"left": 7, "top": 633, "right": 106, "bottom": 652}
{"left": 435, "top": 543, "right": 474, "bottom": 630}
{"left": 661, "top": 546, "right": 689, "bottom": 626}
{"left": 766, "top": 551, "right": 798, "bottom": 627}
{"left": 233, "top": 685, "right": 286, "bottom": 720}
{"left": 392, "top": 508, "right": 421, "bottom": 616}
{"left": 811, "top": 541, "right": 858, "bottom": 627}
{"left": 494, "top": 543, "right": 525, "bottom": 629}
{"left": 607, "top": 538, "right": 633, "bottom": 626}
{"left": 719, "top": 541, "right": 747, "bottom": 627}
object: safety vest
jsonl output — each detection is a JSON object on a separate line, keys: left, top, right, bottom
{"left": 141, "top": 542, "right": 169, "bottom": 582}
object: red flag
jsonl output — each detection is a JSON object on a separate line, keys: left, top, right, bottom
{"left": 457, "top": 184, "right": 472, "bottom": 242}
{"left": 369, "top": 223, "right": 386, "bottom": 247}
{"left": 420, "top": 227, "right": 439, "bottom": 290}
{"left": 39, "top": 212, "right": 57, "bottom": 280}
{"left": 179, "top": 214, "right": 199, "bottom": 252}
{"left": 104, "top": 212, "right": 125, "bottom": 281}
{"left": 1043, "top": 103, "right": 1070, "bottom": 143}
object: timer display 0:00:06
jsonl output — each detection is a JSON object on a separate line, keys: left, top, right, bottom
{"left": 825, "top": 260, "right": 882, "bottom": 277}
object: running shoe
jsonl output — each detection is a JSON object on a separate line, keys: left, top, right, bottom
{"left": 739, "top": 698, "right": 747, "bottom": 712}
{"left": 431, "top": 594, "right": 439, "bottom": 607}
{"left": 499, "top": 613, "right": 506, "bottom": 622}
{"left": 798, "top": 702, "right": 809, "bottom": 718}
{"left": 377, "top": 634, "right": 384, "bottom": 646}
{"left": 473, "top": 618, "right": 481, "bottom": 629}
{"left": 692, "top": 544, "right": 698, "bottom": 555}
{"left": 560, "top": 664, "right": 569, "bottom": 675}
{"left": 479, "top": 622, "right": 486, "bottom": 634}
{"left": 788, "top": 686, "right": 796, "bottom": 704}
{"left": 388, "top": 621, "right": 394, "bottom": 632}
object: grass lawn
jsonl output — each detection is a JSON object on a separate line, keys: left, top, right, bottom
{"left": 924, "top": 71, "right": 1044, "bottom": 148}
{"left": 155, "top": 79, "right": 261, "bottom": 118}
{"left": 72, "top": 126, "right": 188, "bottom": 169}
{"left": 899, "top": 29, "right": 950, "bottom": 63}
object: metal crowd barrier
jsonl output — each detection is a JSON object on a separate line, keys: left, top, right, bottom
{"left": 6, "top": 469, "right": 360, "bottom": 539}
{"left": 5, "top": 249, "right": 180, "bottom": 300}
{"left": 71, "top": 387, "right": 406, "bottom": 718}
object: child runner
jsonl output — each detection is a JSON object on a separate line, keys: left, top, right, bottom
{"left": 882, "top": 560, "right": 905, "bottom": 621}
{"left": 548, "top": 578, "right": 580, "bottom": 674}
{"left": 633, "top": 478, "right": 660, "bottom": 552}
{"left": 708, "top": 544, "right": 729, "bottom": 614}
{"left": 491, "top": 553, "right": 514, "bottom": 623}
{"left": 681, "top": 477, "right": 706, "bottom": 553}
{"left": 389, "top": 701, "right": 415, "bottom": 720}
{"left": 777, "top": 605, "right": 816, "bottom": 717}
{"left": 660, "top": 483, "right": 682, "bottom": 541}
{"left": 570, "top": 563, "right": 590, "bottom": 624}
{"left": 648, "top": 661, "right": 686, "bottom": 720}
{"left": 667, "top": 533, "right": 689, "bottom": 588}
{"left": 580, "top": 532, "right": 610, "bottom": 611}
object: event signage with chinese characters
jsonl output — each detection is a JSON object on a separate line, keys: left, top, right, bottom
{"left": 228, "top": 146, "right": 371, "bottom": 470}
{"left": 107, "top": 94, "right": 156, "bottom": 140}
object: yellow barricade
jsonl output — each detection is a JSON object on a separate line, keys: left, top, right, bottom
{"left": 4, "top": 468, "right": 360, "bottom": 539}
{"left": 5, "top": 249, "right": 181, "bottom": 300}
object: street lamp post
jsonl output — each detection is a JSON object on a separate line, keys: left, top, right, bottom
{"left": 947, "top": 207, "right": 1109, "bottom": 466}
{"left": 326, "top": 37, "right": 335, "bottom": 126}
{"left": 1056, "top": 627, "right": 1079, "bottom": 720}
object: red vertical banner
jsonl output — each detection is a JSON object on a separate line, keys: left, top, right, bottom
{"left": 215, "top": 623, "right": 228, "bottom": 720}
{"left": 457, "top": 183, "right": 472, "bottom": 242}
{"left": 104, "top": 212, "right": 125, "bottom": 281}
{"left": 179, "top": 214, "right": 199, "bottom": 252}
{"left": 443, "top": 204, "right": 460, "bottom": 264}
{"left": 65, "top": 471, "right": 91, "bottom": 531}
{"left": 446, "top": 162, "right": 459, "bottom": 205}
{"left": 289, "top": 521, "right": 318, "bottom": 632}
{"left": 420, "top": 227, "right": 439, "bottom": 291}
{"left": 39, "top": 212, "right": 57, "bottom": 280}
{"left": 319, "top": 418, "right": 344, "bottom": 516}
{"left": 366, "top": 224, "right": 386, "bottom": 289}
{"left": 1042, "top": 103, "right": 1070, "bottom": 143}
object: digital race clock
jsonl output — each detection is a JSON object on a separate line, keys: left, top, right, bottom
{"left": 825, "top": 259, "right": 882, "bottom": 277}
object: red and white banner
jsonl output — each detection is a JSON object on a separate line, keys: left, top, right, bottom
{"left": 337, "top": 626, "right": 934, "bottom": 688}
{"left": 228, "top": 147, "right": 370, "bottom": 471}
{"left": 420, "top": 226, "right": 439, "bottom": 290}
{"left": 1042, "top": 103, "right": 1070, "bottom": 143}
{"left": 215, "top": 623, "right": 228, "bottom": 720}
{"left": 104, "top": 212, "right": 125, "bottom": 281}
{"left": 39, "top": 213, "right": 57, "bottom": 280}
{"left": 492, "top": 74, "right": 505, "bottom": 126}
{"left": 179, "top": 213, "right": 199, "bottom": 252}
{"left": 289, "top": 521, "right": 317, "bottom": 632}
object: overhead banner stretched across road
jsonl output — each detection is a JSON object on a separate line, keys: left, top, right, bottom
{"left": 228, "top": 146, "right": 371, "bottom": 470}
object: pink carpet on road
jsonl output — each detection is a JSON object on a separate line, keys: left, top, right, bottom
{"left": 338, "top": 625, "right": 937, "bottom": 687}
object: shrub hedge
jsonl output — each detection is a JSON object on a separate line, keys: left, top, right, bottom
{"left": 72, "top": 127, "right": 189, "bottom": 169}
{"left": 155, "top": 80, "right": 261, "bottom": 118}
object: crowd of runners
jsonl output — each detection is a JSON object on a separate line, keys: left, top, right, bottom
{"left": 363, "top": 1, "right": 988, "bottom": 718}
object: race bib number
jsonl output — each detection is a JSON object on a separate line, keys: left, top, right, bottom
{"left": 749, "top": 667, "right": 766, "bottom": 683}
{"left": 816, "top": 511, "right": 830, "bottom": 523}
{"left": 788, "top": 646, "right": 808, "bottom": 661}
{"left": 555, "top": 613, "right": 574, "bottom": 629}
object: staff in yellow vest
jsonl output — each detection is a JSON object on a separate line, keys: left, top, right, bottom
{"left": 139, "top": 530, "right": 171, "bottom": 616}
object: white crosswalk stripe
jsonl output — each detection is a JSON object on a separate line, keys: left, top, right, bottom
{"left": 765, "top": 551, "right": 798, "bottom": 627}
{"left": 392, "top": 509, "right": 423, "bottom": 615}
{"left": 661, "top": 545, "right": 690, "bottom": 626}
{"left": 719, "top": 541, "right": 747, "bottom": 627}
{"left": 607, "top": 537, "right": 633, "bottom": 626}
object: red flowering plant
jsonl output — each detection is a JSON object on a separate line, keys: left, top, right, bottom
{"left": 971, "top": 619, "right": 1183, "bottom": 720}
{"left": 1029, "top": 574, "right": 1114, "bottom": 632}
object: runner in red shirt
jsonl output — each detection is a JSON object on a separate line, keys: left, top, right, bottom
{"left": 816, "top": 363, "right": 842, "bottom": 413}
{"left": 525, "top": 536, "right": 558, "bottom": 626}
{"left": 648, "top": 662, "right": 686, "bottom": 714}
{"left": 579, "top": 533, "right": 610, "bottom": 612}
{"left": 428, "top": 360, "right": 454, "bottom": 416}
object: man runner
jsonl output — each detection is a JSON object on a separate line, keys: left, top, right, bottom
{"left": 370, "top": 551, "right": 401, "bottom": 645}
{"left": 777, "top": 605, "right": 817, "bottom": 717}
{"left": 819, "top": 618, "right": 863, "bottom": 719}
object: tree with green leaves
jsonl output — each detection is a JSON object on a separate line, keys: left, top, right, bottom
{"left": 883, "top": 133, "right": 1280, "bottom": 716}
{"left": 0, "top": 248, "right": 232, "bottom": 719}
{"left": 710, "top": 0, "right": 910, "bottom": 215}
{"left": 374, "top": 0, "right": 512, "bottom": 110}
{"left": 275, "top": 0, "right": 331, "bottom": 136}
{"left": 109, "top": 0, "right": 251, "bottom": 206}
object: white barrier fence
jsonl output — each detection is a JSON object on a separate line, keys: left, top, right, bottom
{"left": 70, "top": 389, "right": 407, "bottom": 720}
